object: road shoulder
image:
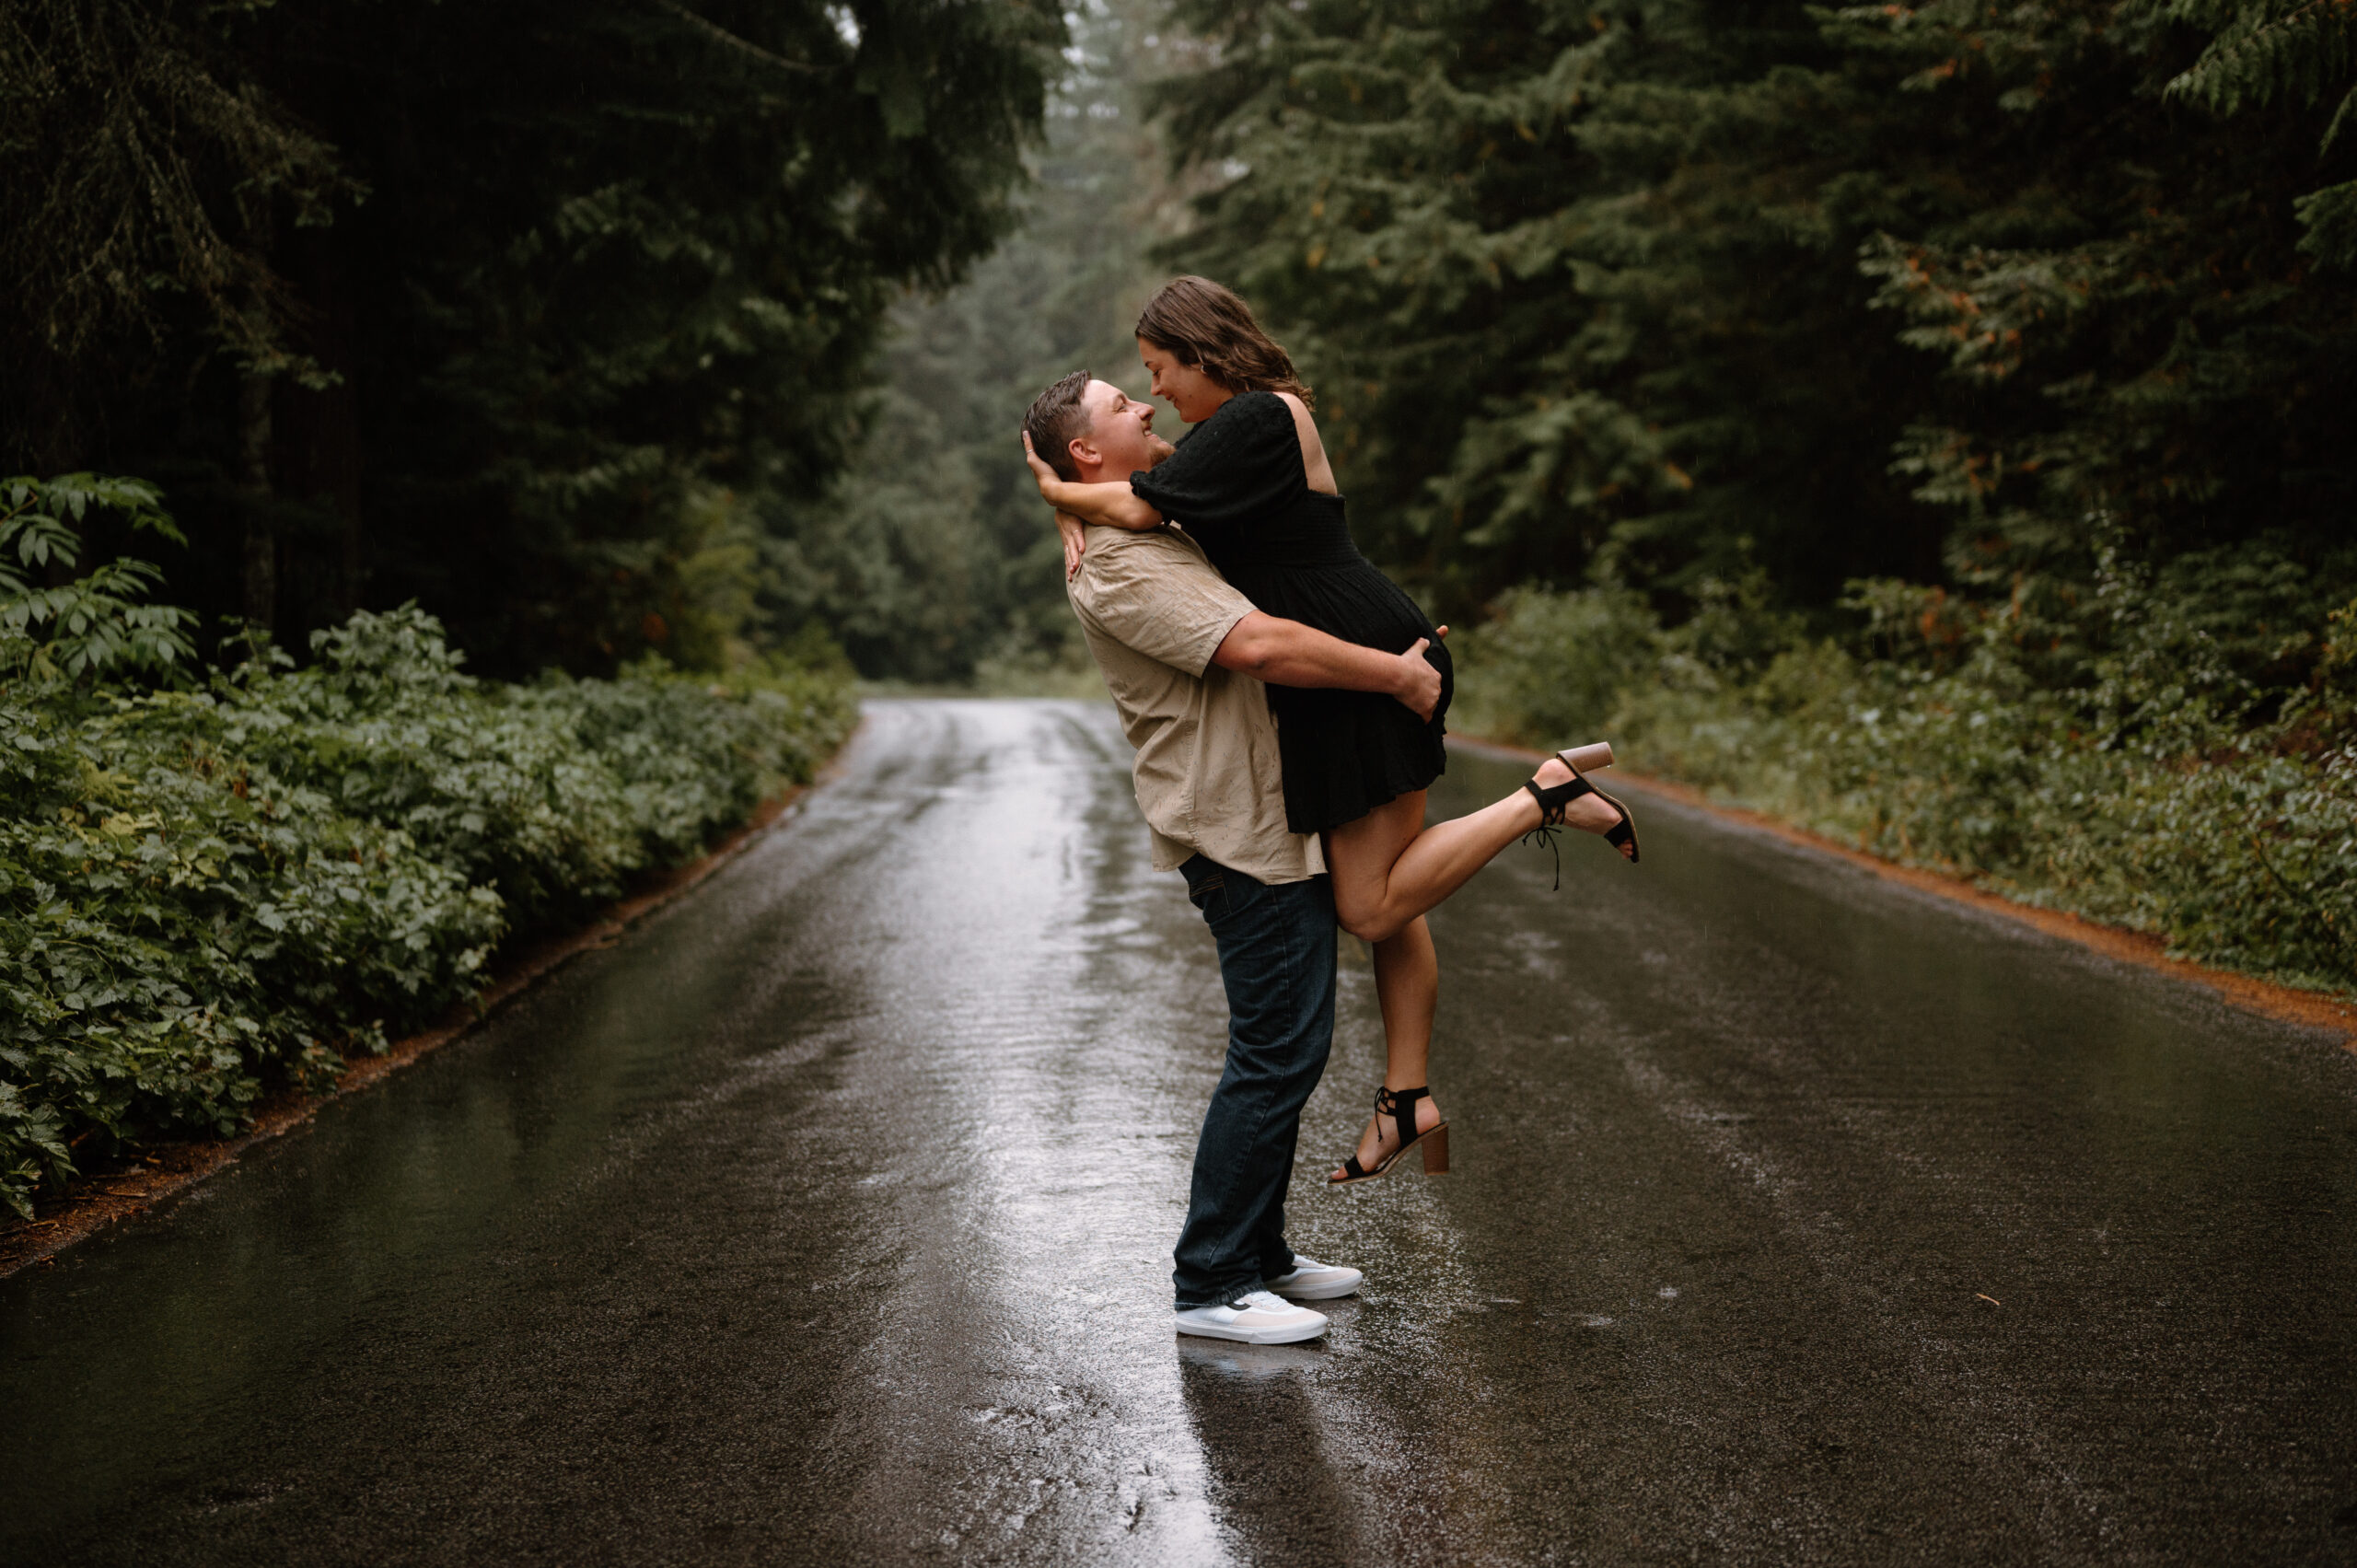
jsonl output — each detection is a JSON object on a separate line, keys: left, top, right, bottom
{"left": 1451, "top": 734, "right": 2357, "bottom": 1051}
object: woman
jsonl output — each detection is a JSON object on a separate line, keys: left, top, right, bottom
{"left": 1024, "top": 276, "right": 1636, "bottom": 1184}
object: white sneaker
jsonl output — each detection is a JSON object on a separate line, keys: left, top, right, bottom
{"left": 1262, "top": 1256, "right": 1364, "bottom": 1301}
{"left": 1174, "top": 1289, "right": 1329, "bottom": 1344}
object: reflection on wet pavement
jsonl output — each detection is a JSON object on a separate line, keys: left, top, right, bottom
{"left": 4, "top": 699, "right": 2354, "bottom": 1564}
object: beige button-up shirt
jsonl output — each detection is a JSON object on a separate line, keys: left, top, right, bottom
{"left": 1067, "top": 527, "right": 1326, "bottom": 884}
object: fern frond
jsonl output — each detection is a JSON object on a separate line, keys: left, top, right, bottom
{"left": 2325, "top": 81, "right": 2357, "bottom": 148}
{"left": 2294, "top": 180, "right": 2357, "bottom": 266}
{"left": 2167, "top": 0, "right": 2357, "bottom": 117}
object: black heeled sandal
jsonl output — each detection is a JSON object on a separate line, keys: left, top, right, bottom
{"left": 1522, "top": 749, "right": 1639, "bottom": 888}
{"left": 1329, "top": 1085, "right": 1451, "bottom": 1184}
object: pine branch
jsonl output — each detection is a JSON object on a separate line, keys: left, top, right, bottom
{"left": 2166, "top": 0, "right": 2356, "bottom": 118}
{"left": 2295, "top": 180, "right": 2357, "bottom": 266}
{"left": 2324, "top": 80, "right": 2357, "bottom": 149}
{"left": 648, "top": 0, "right": 830, "bottom": 75}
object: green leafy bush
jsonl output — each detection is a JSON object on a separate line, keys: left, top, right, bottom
{"left": 1457, "top": 553, "right": 2357, "bottom": 996}
{"left": 1, "top": 474, "right": 195, "bottom": 681}
{"left": 1449, "top": 585, "right": 1662, "bottom": 748}
{"left": 0, "top": 479, "right": 855, "bottom": 1217}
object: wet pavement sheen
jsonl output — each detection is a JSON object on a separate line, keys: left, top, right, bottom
{"left": 5, "top": 699, "right": 2356, "bottom": 1565}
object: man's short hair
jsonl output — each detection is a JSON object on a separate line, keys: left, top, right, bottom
{"left": 1023, "top": 370, "right": 1094, "bottom": 482}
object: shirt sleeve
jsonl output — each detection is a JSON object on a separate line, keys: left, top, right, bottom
{"left": 1070, "top": 533, "right": 1255, "bottom": 678}
{"left": 1128, "top": 392, "right": 1306, "bottom": 531}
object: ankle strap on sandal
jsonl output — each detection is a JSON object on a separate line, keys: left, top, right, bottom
{"left": 1523, "top": 770, "right": 1596, "bottom": 829}
{"left": 1373, "top": 1085, "right": 1429, "bottom": 1145}
{"left": 1521, "top": 768, "right": 1598, "bottom": 891}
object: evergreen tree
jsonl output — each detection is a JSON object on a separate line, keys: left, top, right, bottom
{"left": 779, "top": 0, "right": 1190, "bottom": 680}
{"left": 3, "top": 0, "right": 1062, "bottom": 674}
{"left": 1149, "top": 0, "right": 2357, "bottom": 646}
{"left": 2168, "top": 0, "right": 2357, "bottom": 264}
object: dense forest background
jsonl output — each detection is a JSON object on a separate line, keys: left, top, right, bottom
{"left": 770, "top": 0, "right": 1193, "bottom": 684}
{"left": 1155, "top": 0, "right": 2357, "bottom": 626}
{"left": 4, "top": 0, "right": 1062, "bottom": 677}
{"left": 8, "top": 0, "right": 2353, "bottom": 682}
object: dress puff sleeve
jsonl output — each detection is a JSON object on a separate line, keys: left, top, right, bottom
{"left": 1128, "top": 391, "right": 1306, "bottom": 535}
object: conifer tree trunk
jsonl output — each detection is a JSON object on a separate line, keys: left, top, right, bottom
{"left": 238, "top": 202, "right": 276, "bottom": 634}
{"left": 285, "top": 225, "right": 365, "bottom": 620}
{"left": 238, "top": 366, "right": 274, "bottom": 633}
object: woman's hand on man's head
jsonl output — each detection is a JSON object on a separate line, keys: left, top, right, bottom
{"left": 1021, "top": 430, "right": 1062, "bottom": 500}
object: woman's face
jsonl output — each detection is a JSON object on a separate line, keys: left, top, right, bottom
{"left": 1139, "top": 339, "right": 1230, "bottom": 424}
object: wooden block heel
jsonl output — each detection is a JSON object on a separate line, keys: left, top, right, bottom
{"left": 1420, "top": 1124, "right": 1450, "bottom": 1175}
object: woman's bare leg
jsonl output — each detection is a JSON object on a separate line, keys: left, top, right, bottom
{"left": 1374, "top": 917, "right": 1436, "bottom": 1095}
{"left": 1319, "top": 757, "right": 1620, "bottom": 1174}
{"left": 1331, "top": 916, "right": 1445, "bottom": 1177}
{"left": 1324, "top": 758, "right": 1627, "bottom": 947}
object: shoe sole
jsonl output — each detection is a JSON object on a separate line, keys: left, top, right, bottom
{"left": 1268, "top": 1276, "right": 1362, "bottom": 1301}
{"left": 1175, "top": 1316, "right": 1329, "bottom": 1345}
{"left": 1328, "top": 1122, "right": 1449, "bottom": 1184}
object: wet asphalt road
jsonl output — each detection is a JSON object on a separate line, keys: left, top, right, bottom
{"left": 5, "top": 698, "right": 2356, "bottom": 1566}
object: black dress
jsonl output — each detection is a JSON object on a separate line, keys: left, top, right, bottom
{"left": 1131, "top": 390, "right": 1453, "bottom": 835}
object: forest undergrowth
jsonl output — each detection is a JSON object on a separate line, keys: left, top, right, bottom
{"left": 0, "top": 477, "right": 856, "bottom": 1219}
{"left": 1454, "top": 553, "right": 2357, "bottom": 997}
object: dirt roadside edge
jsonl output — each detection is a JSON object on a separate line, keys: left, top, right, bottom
{"left": 1452, "top": 735, "right": 2357, "bottom": 1051}
{"left": 0, "top": 727, "right": 861, "bottom": 1280}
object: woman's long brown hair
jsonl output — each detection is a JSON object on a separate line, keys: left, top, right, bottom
{"left": 1134, "top": 276, "right": 1315, "bottom": 409}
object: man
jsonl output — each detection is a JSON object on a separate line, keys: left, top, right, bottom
{"left": 1020, "top": 370, "right": 1442, "bottom": 1346}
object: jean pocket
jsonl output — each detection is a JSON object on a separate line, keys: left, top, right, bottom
{"left": 1185, "top": 872, "right": 1225, "bottom": 910}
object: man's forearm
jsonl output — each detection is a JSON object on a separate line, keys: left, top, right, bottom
{"left": 1213, "top": 611, "right": 1429, "bottom": 700}
{"left": 1043, "top": 478, "right": 1163, "bottom": 530}
{"left": 1235, "top": 622, "right": 1403, "bottom": 692}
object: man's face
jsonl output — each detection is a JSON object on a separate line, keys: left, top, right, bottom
{"left": 1072, "top": 379, "right": 1174, "bottom": 478}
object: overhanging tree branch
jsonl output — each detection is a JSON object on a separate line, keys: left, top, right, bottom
{"left": 649, "top": 0, "right": 830, "bottom": 74}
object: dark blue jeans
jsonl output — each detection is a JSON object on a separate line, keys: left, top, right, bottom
{"left": 1172, "top": 854, "right": 1339, "bottom": 1309}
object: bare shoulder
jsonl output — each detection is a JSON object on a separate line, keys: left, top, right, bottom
{"left": 1273, "top": 392, "right": 1338, "bottom": 494}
